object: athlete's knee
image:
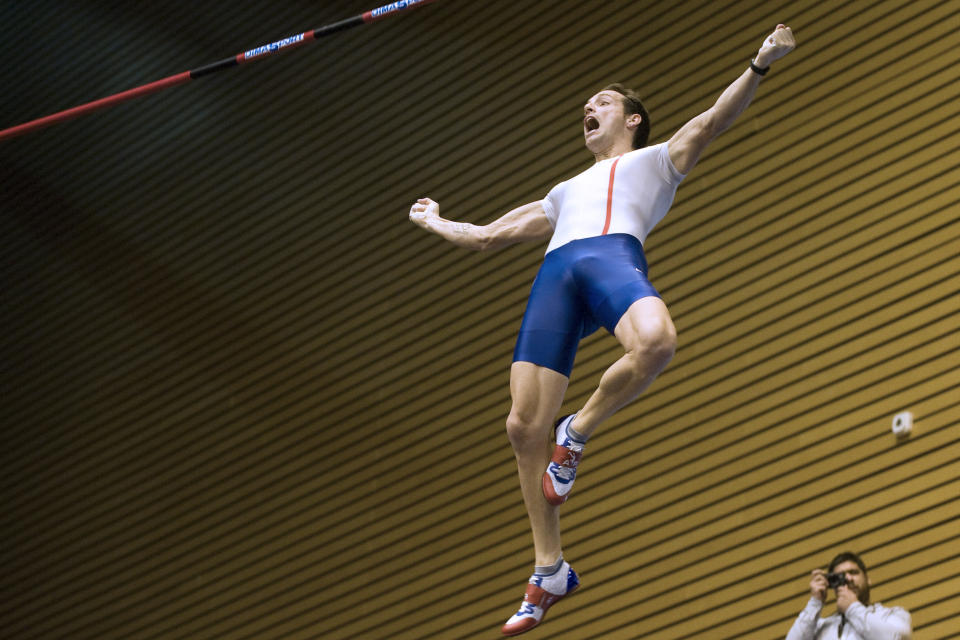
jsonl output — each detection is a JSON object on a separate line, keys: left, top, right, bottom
{"left": 652, "top": 320, "right": 677, "bottom": 363}
{"left": 505, "top": 408, "right": 546, "bottom": 453}
{"left": 629, "top": 315, "right": 676, "bottom": 367}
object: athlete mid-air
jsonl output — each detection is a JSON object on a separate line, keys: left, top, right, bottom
{"left": 409, "top": 24, "right": 796, "bottom": 636}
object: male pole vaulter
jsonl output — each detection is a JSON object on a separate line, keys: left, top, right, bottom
{"left": 410, "top": 24, "right": 796, "bottom": 636}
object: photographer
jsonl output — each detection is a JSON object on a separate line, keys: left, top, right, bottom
{"left": 786, "top": 552, "right": 912, "bottom": 639}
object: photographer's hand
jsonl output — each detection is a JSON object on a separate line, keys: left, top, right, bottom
{"left": 809, "top": 569, "right": 828, "bottom": 602}
{"left": 836, "top": 584, "right": 857, "bottom": 614}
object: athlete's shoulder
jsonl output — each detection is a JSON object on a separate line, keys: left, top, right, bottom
{"left": 626, "top": 141, "right": 667, "bottom": 156}
{"left": 542, "top": 177, "right": 570, "bottom": 224}
{"left": 545, "top": 176, "right": 571, "bottom": 199}
{"left": 618, "top": 142, "right": 665, "bottom": 168}
{"left": 619, "top": 142, "right": 683, "bottom": 183}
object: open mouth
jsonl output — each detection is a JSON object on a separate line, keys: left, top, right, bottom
{"left": 584, "top": 116, "right": 600, "bottom": 132}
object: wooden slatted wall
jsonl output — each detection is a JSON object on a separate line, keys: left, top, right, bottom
{"left": 1, "top": 0, "right": 957, "bottom": 638}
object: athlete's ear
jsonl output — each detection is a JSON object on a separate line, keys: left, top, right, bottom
{"left": 626, "top": 113, "right": 642, "bottom": 130}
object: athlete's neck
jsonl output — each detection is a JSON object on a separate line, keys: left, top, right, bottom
{"left": 591, "top": 140, "right": 634, "bottom": 163}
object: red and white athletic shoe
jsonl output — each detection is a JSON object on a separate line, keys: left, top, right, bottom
{"left": 542, "top": 414, "right": 585, "bottom": 506}
{"left": 501, "top": 564, "right": 580, "bottom": 636}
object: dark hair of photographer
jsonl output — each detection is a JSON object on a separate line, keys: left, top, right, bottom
{"left": 829, "top": 551, "right": 868, "bottom": 576}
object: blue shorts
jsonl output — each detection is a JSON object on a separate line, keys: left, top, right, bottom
{"left": 513, "top": 233, "right": 659, "bottom": 376}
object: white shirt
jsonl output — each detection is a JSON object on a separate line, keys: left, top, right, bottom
{"left": 785, "top": 597, "right": 912, "bottom": 640}
{"left": 540, "top": 142, "right": 686, "bottom": 255}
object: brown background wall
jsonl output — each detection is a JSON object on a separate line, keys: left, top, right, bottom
{"left": 1, "top": 1, "right": 957, "bottom": 638}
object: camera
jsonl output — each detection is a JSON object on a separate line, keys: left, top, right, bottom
{"left": 826, "top": 572, "right": 847, "bottom": 588}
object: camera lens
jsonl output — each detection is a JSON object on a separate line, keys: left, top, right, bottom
{"left": 826, "top": 572, "right": 846, "bottom": 588}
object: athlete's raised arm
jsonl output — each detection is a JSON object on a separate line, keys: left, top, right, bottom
{"left": 408, "top": 197, "right": 553, "bottom": 251}
{"left": 667, "top": 23, "right": 796, "bottom": 175}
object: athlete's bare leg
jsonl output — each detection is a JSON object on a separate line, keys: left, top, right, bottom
{"left": 506, "top": 361, "right": 570, "bottom": 565}
{"left": 573, "top": 296, "right": 677, "bottom": 438}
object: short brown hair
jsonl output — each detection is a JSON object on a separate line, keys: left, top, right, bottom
{"left": 829, "top": 551, "right": 868, "bottom": 576}
{"left": 603, "top": 83, "right": 650, "bottom": 149}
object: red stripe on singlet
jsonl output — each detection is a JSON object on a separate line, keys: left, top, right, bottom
{"left": 601, "top": 155, "right": 622, "bottom": 235}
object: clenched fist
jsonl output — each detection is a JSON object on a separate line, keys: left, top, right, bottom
{"left": 755, "top": 24, "right": 796, "bottom": 68}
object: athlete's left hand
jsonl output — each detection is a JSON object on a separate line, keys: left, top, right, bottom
{"left": 754, "top": 24, "right": 796, "bottom": 68}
